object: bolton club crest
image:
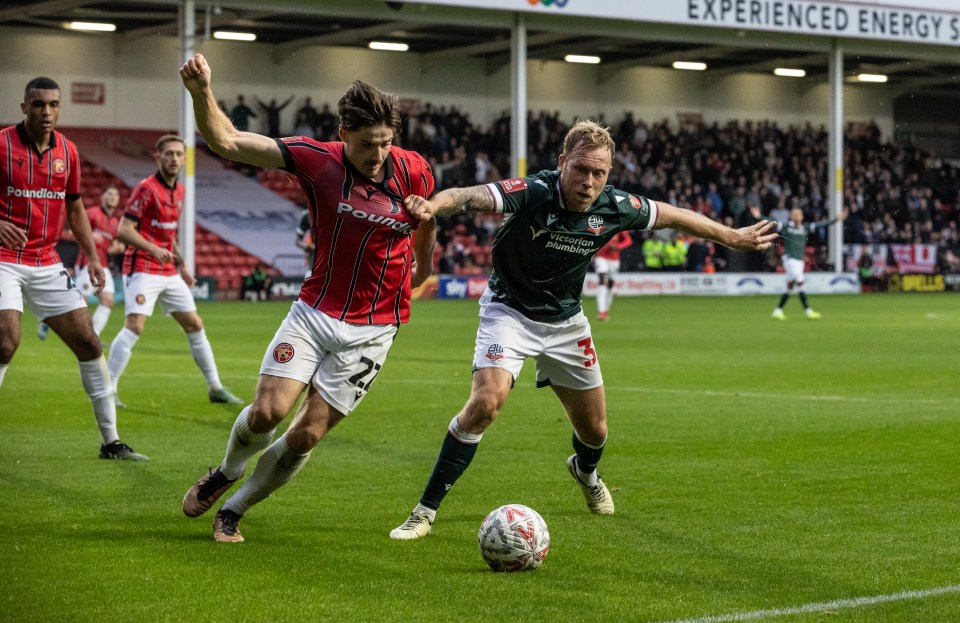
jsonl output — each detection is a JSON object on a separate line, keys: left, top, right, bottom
{"left": 485, "top": 344, "right": 504, "bottom": 361}
{"left": 587, "top": 215, "right": 605, "bottom": 235}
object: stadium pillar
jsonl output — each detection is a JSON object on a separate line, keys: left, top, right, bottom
{"left": 510, "top": 13, "right": 527, "bottom": 178}
{"left": 828, "top": 40, "right": 843, "bottom": 273}
{"left": 178, "top": 0, "right": 197, "bottom": 274}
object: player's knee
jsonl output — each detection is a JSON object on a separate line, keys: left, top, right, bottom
{"left": 70, "top": 333, "right": 102, "bottom": 360}
{"left": 249, "top": 396, "right": 289, "bottom": 430}
{"left": 124, "top": 317, "right": 145, "bottom": 334}
{"left": 286, "top": 423, "right": 323, "bottom": 451}
{"left": 464, "top": 389, "right": 506, "bottom": 429}
{"left": 571, "top": 409, "right": 608, "bottom": 446}
{"left": 181, "top": 317, "right": 204, "bottom": 333}
{"left": 597, "top": 274, "right": 609, "bottom": 287}
{"left": 586, "top": 419, "right": 608, "bottom": 445}
{"left": 0, "top": 334, "right": 19, "bottom": 364}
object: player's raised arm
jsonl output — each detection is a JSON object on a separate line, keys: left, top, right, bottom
{"left": 179, "top": 53, "right": 283, "bottom": 170}
{"left": 656, "top": 201, "right": 777, "bottom": 251}
{"left": 404, "top": 185, "right": 498, "bottom": 221}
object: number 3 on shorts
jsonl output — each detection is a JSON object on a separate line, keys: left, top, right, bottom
{"left": 577, "top": 337, "right": 597, "bottom": 368}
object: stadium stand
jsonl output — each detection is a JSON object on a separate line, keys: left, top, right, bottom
{"left": 65, "top": 108, "right": 960, "bottom": 286}
{"left": 75, "top": 156, "right": 269, "bottom": 299}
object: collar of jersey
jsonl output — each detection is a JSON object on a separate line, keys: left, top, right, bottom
{"left": 16, "top": 122, "right": 58, "bottom": 157}
{"left": 343, "top": 146, "right": 395, "bottom": 189}
{"left": 154, "top": 171, "right": 178, "bottom": 190}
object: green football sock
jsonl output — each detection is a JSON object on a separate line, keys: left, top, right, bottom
{"left": 419, "top": 431, "right": 479, "bottom": 510}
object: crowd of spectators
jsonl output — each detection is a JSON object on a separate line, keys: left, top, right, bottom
{"left": 225, "top": 94, "right": 960, "bottom": 276}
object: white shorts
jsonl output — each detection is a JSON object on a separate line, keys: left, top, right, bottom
{"left": 473, "top": 289, "right": 602, "bottom": 391}
{"left": 594, "top": 257, "right": 620, "bottom": 276}
{"left": 259, "top": 299, "right": 398, "bottom": 415}
{"left": 0, "top": 262, "right": 86, "bottom": 321}
{"left": 122, "top": 272, "right": 197, "bottom": 317}
{"left": 782, "top": 256, "right": 805, "bottom": 284}
{"left": 75, "top": 265, "right": 115, "bottom": 299}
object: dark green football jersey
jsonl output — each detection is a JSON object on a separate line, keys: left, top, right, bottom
{"left": 778, "top": 218, "right": 836, "bottom": 260}
{"left": 486, "top": 170, "right": 657, "bottom": 322}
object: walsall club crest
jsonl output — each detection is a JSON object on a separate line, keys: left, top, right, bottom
{"left": 587, "top": 215, "right": 605, "bottom": 235}
{"left": 485, "top": 344, "right": 504, "bottom": 361}
{"left": 53, "top": 158, "right": 66, "bottom": 174}
{"left": 273, "top": 342, "right": 295, "bottom": 363}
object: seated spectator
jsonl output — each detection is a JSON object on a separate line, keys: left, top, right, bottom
{"left": 241, "top": 263, "right": 272, "bottom": 301}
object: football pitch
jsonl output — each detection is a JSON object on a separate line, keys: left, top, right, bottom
{"left": 2, "top": 293, "right": 959, "bottom": 622}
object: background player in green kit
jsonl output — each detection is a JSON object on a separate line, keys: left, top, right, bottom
{"left": 771, "top": 207, "right": 847, "bottom": 321}
{"left": 390, "top": 121, "right": 778, "bottom": 539}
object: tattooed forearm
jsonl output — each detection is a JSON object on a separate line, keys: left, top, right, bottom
{"left": 435, "top": 185, "right": 498, "bottom": 216}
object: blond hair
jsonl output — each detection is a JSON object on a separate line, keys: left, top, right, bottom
{"left": 562, "top": 120, "right": 615, "bottom": 159}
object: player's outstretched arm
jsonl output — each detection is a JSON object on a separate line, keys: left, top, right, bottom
{"left": 404, "top": 185, "right": 497, "bottom": 221}
{"left": 656, "top": 202, "right": 777, "bottom": 251}
{"left": 179, "top": 53, "right": 283, "bottom": 169}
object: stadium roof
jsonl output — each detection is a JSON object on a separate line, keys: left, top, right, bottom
{"left": 1, "top": 0, "right": 957, "bottom": 96}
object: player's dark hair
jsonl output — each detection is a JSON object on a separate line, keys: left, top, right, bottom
{"left": 155, "top": 134, "right": 185, "bottom": 153}
{"left": 562, "top": 120, "right": 615, "bottom": 159}
{"left": 337, "top": 81, "right": 401, "bottom": 134}
{"left": 24, "top": 77, "right": 60, "bottom": 99}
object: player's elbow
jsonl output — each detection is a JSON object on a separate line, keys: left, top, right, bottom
{"left": 206, "top": 138, "right": 237, "bottom": 159}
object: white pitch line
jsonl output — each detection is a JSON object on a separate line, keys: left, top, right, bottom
{"left": 385, "top": 377, "right": 960, "bottom": 406}
{"left": 121, "top": 373, "right": 960, "bottom": 406}
{"left": 612, "top": 385, "right": 960, "bottom": 405}
{"left": 658, "top": 584, "right": 960, "bottom": 623}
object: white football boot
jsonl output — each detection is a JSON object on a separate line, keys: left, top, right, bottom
{"left": 390, "top": 504, "right": 435, "bottom": 540}
{"left": 567, "top": 454, "right": 615, "bottom": 515}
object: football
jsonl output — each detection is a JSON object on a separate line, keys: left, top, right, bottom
{"left": 477, "top": 504, "right": 550, "bottom": 572}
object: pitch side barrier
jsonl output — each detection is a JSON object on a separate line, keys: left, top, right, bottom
{"left": 887, "top": 273, "right": 960, "bottom": 293}
{"left": 428, "top": 273, "right": 860, "bottom": 299}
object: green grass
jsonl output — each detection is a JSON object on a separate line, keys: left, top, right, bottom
{"left": 2, "top": 293, "right": 960, "bottom": 622}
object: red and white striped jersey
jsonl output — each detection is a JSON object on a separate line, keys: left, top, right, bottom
{"left": 0, "top": 123, "right": 81, "bottom": 266}
{"left": 277, "top": 137, "right": 434, "bottom": 325}
{"left": 122, "top": 173, "right": 181, "bottom": 276}
{"left": 76, "top": 205, "right": 121, "bottom": 268}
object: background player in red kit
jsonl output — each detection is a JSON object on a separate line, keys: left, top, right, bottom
{"left": 76, "top": 184, "right": 124, "bottom": 336}
{"left": 106, "top": 135, "right": 242, "bottom": 408}
{"left": 36, "top": 184, "right": 124, "bottom": 340}
{"left": 178, "top": 53, "right": 437, "bottom": 542}
{"left": 594, "top": 231, "right": 632, "bottom": 321}
{"left": 0, "top": 76, "right": 146, "bottom": 461}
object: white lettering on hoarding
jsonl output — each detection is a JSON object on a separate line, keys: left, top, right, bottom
{"left": 398, "top": 0, "right": 960, "bottom": 45}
